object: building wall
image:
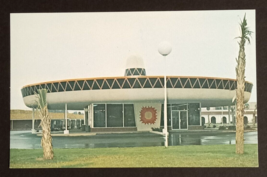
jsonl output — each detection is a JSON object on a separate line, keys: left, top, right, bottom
{"left": 134, "top": 103, "right": 161, "bottom": 131}
{"left": 12, "top": 120, "right": 32, "bottom": 130}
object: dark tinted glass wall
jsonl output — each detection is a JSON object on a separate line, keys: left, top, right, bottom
{"left": 188, "top": 103, "right": 200, "bottom": 125}
{"left": 124, "top": 104, "right": 136, "bottom": 127}
{"left": 160, "top": 104, "right": 171, "bottom": 126}
{"left": 94, "top": 104, "right": 106, "bottom": 127}
{"left": 107, "top": 104, "right": 123, "bottom": 127}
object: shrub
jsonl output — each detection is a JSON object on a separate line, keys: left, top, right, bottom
{"left": 228, "top": 126, "right": 236, "bottom": 130}
{"left": 219, "top": 126, "right": 226, "bottom": 130}
{"left": 213, "top": 125, "right": 216, "bottom": 128}
{"left": 151, "top": 127, "right": 163, "bottom": 132}
{"left": 245, "top": 125, "right": 251, "bottom": 130}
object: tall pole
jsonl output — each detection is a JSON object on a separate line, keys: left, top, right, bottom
{"left": 32, "top": 108, "right": 36, "bottom": 133}
{"left": 64, "top": 103, "right": 69, "bottom": 134}
{"left": 65, "top": 104, "right": 67, "bottom": 131}
{"left": 164, "top": 56, "right": 168, "bottom": 147}
{"left": 158, "top": 41, "right": 172, "bottom": 148}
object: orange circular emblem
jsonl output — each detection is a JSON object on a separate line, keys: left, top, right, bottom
{"left": 140, "top": 106, "right": 157, "bottom": 124}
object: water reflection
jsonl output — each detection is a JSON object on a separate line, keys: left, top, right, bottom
{"left": 169, "top": 134, "right": 201, "bottom": 146}
{"left": 10, "top": 131, "right": 258, "bottom": 149}
{"left": 167, "top": 132, "right": 257, "bottom": 146}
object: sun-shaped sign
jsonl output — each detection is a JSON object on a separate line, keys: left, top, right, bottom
{"left": 140, "top": 106, "right": 157, "bottom": 124}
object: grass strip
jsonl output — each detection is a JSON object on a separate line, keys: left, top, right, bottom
{"left": 10, "top": 144, "right": 258, "bottom": 168}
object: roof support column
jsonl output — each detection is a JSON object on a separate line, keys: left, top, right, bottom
{"left": 74, "top": 119, "right": 77, "bottom": 129}
{"left": 228, "top": 105, "right": 231, "bottom": 125}
{"left": 85, "top": 107, "right": 89, "bottom": 132}
{"left": 32, "top": 108, "right": 36, "bottom": 134}
{"left": 64, "top": 103, "right": 69, "bottom": 134}
{"left": 88, "top": 104, "right": 93, "bottom": 128}
{"left": 207, "top": 107, "right": 210, "bottom": 127}
{"left": 221, "top": 106, "right": 224, "bottom": 126}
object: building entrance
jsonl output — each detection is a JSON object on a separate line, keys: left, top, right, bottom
{"left": 171, "top": 110, "right": 188, "bottom": 130}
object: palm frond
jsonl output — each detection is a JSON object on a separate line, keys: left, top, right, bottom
{"left": 237, "top": 14, "right": 253, "bottom": 44}
{"left": 37, "top": 89, "right": 47, "bottom": 109}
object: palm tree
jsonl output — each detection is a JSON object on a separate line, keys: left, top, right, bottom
{"left": 37, "top": 89, "right": 54, "bottom": 159}
{"left": 235, "top": 14, "right": 252, "bottom": 154}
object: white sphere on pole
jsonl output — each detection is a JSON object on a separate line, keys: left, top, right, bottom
{"left": 158, "top": 41, "right": 172, "bottom": 56}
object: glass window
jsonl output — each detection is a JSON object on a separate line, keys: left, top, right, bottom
{"left": 97, "top": 80, "right": 104, "bottom": 88}
{"left": 143, "top": 79, "right": 152, "bottom": 88}
{"left": 202, "top": 80, "right": 209, "bottom": 88}
{"left": 128, "top": 78, "right": 135, "bottom": 87}
{"left": 170, "top": 78, "right": 178, "bottom": 87}
{"left": 102, "top": 80, "right": 110, "bottom": 89}
{"left": 154, "top": 79, "right": 162, "bottom": 88}
{"left": 92, "top": 81, "right": 100, "bottom": 89}
{"left": 172, "top": 104, "right": 187, "bottom": 110}
{"left": 188, "top": 103, "right": 200, "bottom": 125}
{"left": 77, "top": 81, "right": 84, "bottom": 90}
{"left": 123, "top": 80, "right": 131, "bottom": 88}
{"left": 59, "top": 82, "right": 66, "bottom": 91}
{"left": 133, "top": 69, "right": 139, "bottom": 75}
{"left": 74, "top": 82, "right": 81, "bottom": 90}
{"left": 211, "top": 117, "right": 216, "bottom": 123}
{"left": 167, "top": 79, "right": 172, "bottom": 88}
{"left": 83, "top": 81, "right": 90, "bottom": 90}
{"left": 149, "top": 78, "right": 157, "bottom": 87}
{"left": 86, "top": 80, "right": 94, "bottom": 88}
{"left": 138, "top": 78, "right": 146, "bottom": 87}
{"left": 124, "top": 104, "right": 136, "bottom": 127}
{"left": 69, "top": 81, "right": 75, "bottom": 89}
{"left": 107, "top": 104, "right": 123, "bottom": 127}
{"left": 133, "top": 79, "right": 141, "bottom": 88}
{"left": 66, "top": 82, "right": 72, "bottom": 91}
{"left": 94, "top": 104, "right": 106, "bottom": 127}
{"left": 117, "top": 79, "right": 124, "bottom": 87}
{"left": 198, "top": 79, "right": 205, "bottom": 87}
{"left": 180, "top": 78, "right": 187, "bottom": 87}
{"left": 190, "top": 78, "right": 196, "bottom": 86}
{"left": 223, "top": 80, "right": 229, "bottom": 89}
{"left": 208, "top": 79, "right": 216, "bottom": 89}
{"left": 193, "top": 80, "right": 201, "bottom": 88}
{"left": 229, "top": 81, "right": 234, "bottom": 90}
{"left": 112, "top": 80, "right": 120, "bottom": 89}
{"left": 174, "top": 79, "right": 182, "bottom": 88}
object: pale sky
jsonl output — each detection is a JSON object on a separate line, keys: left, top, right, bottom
{"left": 11, "top": 10, "right": 257, "bottom": 110}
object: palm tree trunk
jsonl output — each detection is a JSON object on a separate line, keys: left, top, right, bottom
{"left": 235, "top": 40, "right": 246, "bottom": 154}
{"left": 39, "top": 106, "right": 54, "bottom": 159}
{"left": 252, "top": 105, "right": 257, "bottom": 127}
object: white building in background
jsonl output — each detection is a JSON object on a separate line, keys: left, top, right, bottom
{"left": 201, "top": 102, "right": 257, "bottom": 126}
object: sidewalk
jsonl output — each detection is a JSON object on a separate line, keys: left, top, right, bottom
{"left": 35, "top": 128, "right": 257, "bottom": 137}
{"left": 36, "top": 129, "right": 152, "bottom": 137}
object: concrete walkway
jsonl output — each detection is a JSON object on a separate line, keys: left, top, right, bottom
{"left": 36, "top": 129, "right": 152, "bottom": 137}
{"left": 35, "top": 128, "right": 257, "bottom": 137}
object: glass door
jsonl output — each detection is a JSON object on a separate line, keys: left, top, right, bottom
{"left": 180, "top": 111, "right": 188, "bottom": 129}
{"left": 171, "top": 110, "right": 188, "bottom": 129}
{"left": 172, "top": 111, "right": 180, "bottom": 129}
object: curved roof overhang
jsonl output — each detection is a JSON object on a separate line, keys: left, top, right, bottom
{"left": 21, "top": 76, "right": 253, "bottom": 110}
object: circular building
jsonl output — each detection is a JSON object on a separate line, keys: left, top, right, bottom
{"left": 21, "top": 55, "right": 253, "bottom": 132}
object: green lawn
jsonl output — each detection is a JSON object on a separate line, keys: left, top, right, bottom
{"left": 10, "top": 144, "right": 258, "bottom": 168}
